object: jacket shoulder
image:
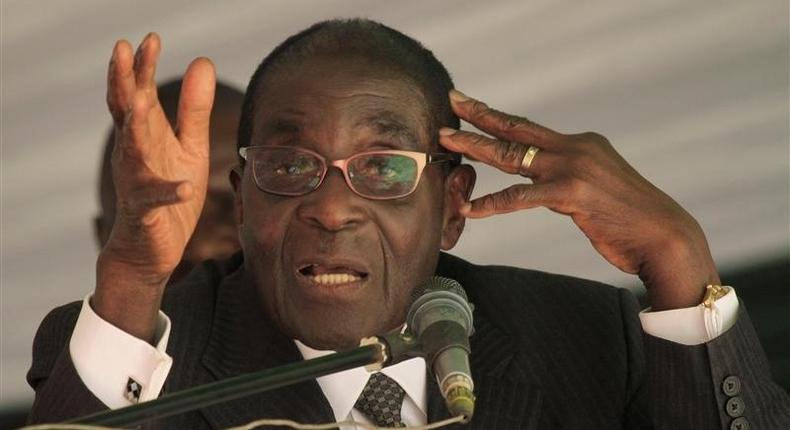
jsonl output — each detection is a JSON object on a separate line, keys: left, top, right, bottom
{"left": 436, "top": 252, "right": 636, "bottom": 338}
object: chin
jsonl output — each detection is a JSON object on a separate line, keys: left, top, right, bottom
{"left": 286, "top": 305, "right": 400, "bottom": 351}
{"left": 293, "top": 323, "right": 370, "bottom": 351}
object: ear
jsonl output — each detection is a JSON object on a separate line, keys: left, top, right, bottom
{"left": 229, "top": 166, "right": 244, "bottom": 227}
{"left": 440, "top": 164, "right": 476, "bottom": 250}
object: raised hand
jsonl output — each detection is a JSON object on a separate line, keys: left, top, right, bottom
{"left": 94, "top": 33, "right": 216, "bottom": 341}
{"left": 440, "top": 90, "right": 720, "bottom": 310}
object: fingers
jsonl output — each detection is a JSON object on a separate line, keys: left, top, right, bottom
{"left": 134, "top": 33, "right": 161, "bottom": 94}
{"left": 107, "top": 33, "right": 161, "bottom": 125}
{"left": 440, "top": 128, "right": 547, "bottom": 176}
{"left": 461, "top": 183, "right": 562, "bottom": 219}
{"left": 176, "top": 57, "right": 215, "bottom": 152}
{"left": 125, "top": 90, "right": 153, "bottom": 150}
{"left": 448, "top": 89, "right": 557, "bottom": 145}
{"left": 107, "top": 39, "right": 135, "bottom": 124}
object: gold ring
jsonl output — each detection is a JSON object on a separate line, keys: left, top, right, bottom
{"left": 519, "top": 145, "right": 540, "bottom": 176}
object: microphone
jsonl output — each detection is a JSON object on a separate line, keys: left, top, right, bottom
{"left": 407, "top": 276, "right": 475, "bottom": 421}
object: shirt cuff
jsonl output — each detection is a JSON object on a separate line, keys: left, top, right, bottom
{"left": 639, "top": 286, "right": 739, "bottom": 346}
{"left": 69, "top": 294, "right": 173, "bottom": 408}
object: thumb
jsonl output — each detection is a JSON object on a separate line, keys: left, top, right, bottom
{"left": 123, "top": 180, "right": 196, "bottom": 218}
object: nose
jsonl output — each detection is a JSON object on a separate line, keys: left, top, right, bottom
{"left": 296, "top": 167, "right": 367, "bottom": 231}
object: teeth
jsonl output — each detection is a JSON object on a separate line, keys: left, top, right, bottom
{"left": 311, "top": 273, "right": 361, "bottom": 285}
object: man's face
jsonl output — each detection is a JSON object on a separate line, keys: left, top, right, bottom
{"left": 234, "top": 57, "right": 456, "bottom": 350}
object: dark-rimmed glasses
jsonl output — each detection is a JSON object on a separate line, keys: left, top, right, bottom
{"left": 239, "top": 146, "right": 460, "bottom": 200}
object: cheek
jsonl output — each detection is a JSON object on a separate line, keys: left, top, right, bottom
{"left": 376, "top": 184, "right": 445, "bottom": 274}
{"left": 239, "top": 190, "right": 294, "bottom": 266}
{"left": 381, "top": 209, "right": 439, "bottom": 250}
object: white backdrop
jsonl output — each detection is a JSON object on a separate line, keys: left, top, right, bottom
{"left": 1, "top": 0, "right": 788, "bottom": 408}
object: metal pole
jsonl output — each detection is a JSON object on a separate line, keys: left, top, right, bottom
{"left": 67, "top": 344, "right": 383, "bottom": 427}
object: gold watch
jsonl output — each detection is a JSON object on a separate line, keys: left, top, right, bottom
{"left": 701, "top": 284, "right": 728, "bottom": 308}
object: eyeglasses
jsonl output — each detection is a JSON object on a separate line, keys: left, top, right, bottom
{"left": 239, "top": 146, "right": 461, "bottom": 200}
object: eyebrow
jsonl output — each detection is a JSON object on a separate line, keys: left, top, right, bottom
{"left": 354, "top": 111, "right": 420, "bottom": 147}
{"left": 259, "top": 109, "right": 422, "bottom": 149}
{"left": 260, "top": 109, "right": 306, "bottom": 136}
{"left": 268, "top": 118, "right": 302, "bottom": 135}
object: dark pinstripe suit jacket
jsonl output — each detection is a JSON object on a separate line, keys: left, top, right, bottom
{"left": 27, "top": 252, "right": 790, "bottom": 429}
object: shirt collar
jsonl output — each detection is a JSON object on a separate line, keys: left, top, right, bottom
{"left": 295, "top": 340, "right": 427, "bottom": 420}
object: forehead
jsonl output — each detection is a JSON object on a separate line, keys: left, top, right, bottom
{"left": 251, "top": 57, "right": 433, "bottom": 152}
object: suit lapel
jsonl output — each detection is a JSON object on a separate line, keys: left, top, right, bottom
{"left": 199, "top": 268, "right": 334, "bottom": 429}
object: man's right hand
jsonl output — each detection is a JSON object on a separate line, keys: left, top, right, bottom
{"left": 94, "top": 33, "right": 216, "bottom": 342}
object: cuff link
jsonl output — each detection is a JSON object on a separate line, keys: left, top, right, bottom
{"left": 125, "top": 377, "right": 143, "bottom": 403}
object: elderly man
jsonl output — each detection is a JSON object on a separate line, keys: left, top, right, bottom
{"left": 28, "top": 19, "right": 789, "bottom": 429}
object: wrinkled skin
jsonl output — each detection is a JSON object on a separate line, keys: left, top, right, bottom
{"left": 439, "top": 90, "right": 721, "bottom": 311}
{"left": 95, "top": 110, "right": 241, "bottom": 285}
{"left": 231, "top": 57, "right": 473, "bottom": 350}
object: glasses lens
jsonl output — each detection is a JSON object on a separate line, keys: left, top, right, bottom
{"left": 251, "top": 147, "right": 323, "bottom": 195}
{"left": 348, "top": 153, "right": 418, "bottom": 198}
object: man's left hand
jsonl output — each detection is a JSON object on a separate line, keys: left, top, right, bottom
{"left": 439, "top": 90, "right": 721, "bottom": 311}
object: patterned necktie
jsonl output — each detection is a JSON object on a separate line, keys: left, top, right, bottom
{"left": 354, "top": 372, "right": 407, "bottom": 428}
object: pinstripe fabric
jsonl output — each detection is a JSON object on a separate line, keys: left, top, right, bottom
{"left": 706, "top": 306, "right": 790, "bottom": 429}
{"left": 189, "top": 262, "right": 335, "bottom": 429}
{"left": 27, "top": 252, "right": 790, "bottom": 428}
{"left": 436, "top": 253, "right": 790, "bottom": 429}
{"left": 645, "top": 302, "right": 790, "bottom": 430}
{"left": 711, "top": 306, "right": 790, "bottom": 429}
{"left": 26, "top": 303, "right": 105, "bottom": 423}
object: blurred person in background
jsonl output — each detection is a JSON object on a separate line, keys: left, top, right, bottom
{"left": 94, "top": 79, "right": 244, "bottom": 283}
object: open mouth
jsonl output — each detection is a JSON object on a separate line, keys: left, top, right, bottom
{"left": 298, "top": 263, "right": 369, "bottom": 286}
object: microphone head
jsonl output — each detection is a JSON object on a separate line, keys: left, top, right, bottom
{"left": 408, "top": 276, "right": 468, "bottom": 304}
{"left": 406, "top": 276, "right": 474, "bottom": 336}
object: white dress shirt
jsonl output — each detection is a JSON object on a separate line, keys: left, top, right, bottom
{"left": 69, "top": 287, "right": 739, "bottom": 413}
{"left": 70, "top": 296, "right": 172, "bottom": 408}
{"left": 295, "top": 340, "right": 427, "bottom": 428}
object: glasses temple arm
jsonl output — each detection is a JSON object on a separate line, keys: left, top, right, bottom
{"left": 427, "top": 152, "right": 462, "bottom": 165}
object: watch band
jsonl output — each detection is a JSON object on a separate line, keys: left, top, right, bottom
{"left": 702, "top": 284, "right": 728, "bottom": 308}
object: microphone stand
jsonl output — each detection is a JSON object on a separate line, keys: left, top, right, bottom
{"left": 67, "top": 343, "right": 387, "bottom": 427}
{"left": 65, "top": 331, "right": 422, "bottom": 428}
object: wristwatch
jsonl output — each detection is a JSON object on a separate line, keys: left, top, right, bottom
{"left": 702, "top": 284, "right": 728, "bottom": 308}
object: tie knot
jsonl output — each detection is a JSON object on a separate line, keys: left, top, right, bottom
{"left": 354, "top": 372, "right": 406, "bottom": 428}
